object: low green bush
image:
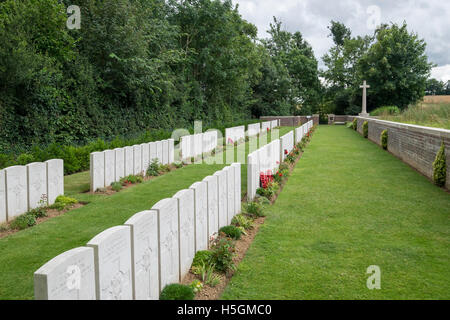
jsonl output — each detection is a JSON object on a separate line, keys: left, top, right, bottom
{"left": 29, "top": 207, "right": 47, "bottom": 218}
{"left": 159, "top": 284, "right": 195, "bottom": 300}
{"left": 244, "top": 200, "right": 266, "bottom": 217}
{"left": 111, "top": 182, "right": 122, "bottom": 192}
{"left": 219, "top": 225, "right": 242, "bottom": 240}
{"left": 49, "top": 195, "right": 78, "bottom": 211}
{"left": 352, "top": 118, "right": 357, "bottom": 130}
{"left": 10, "top": 213, "right": 36, "bottom": 230}
{"left": 192, "top": 250, "right": 213, "bottom": 269}
{"left": 363, "top": 121, "right": 368, "bottom": 138}
{"left": 146, "top": 159, "right": 160, "bottom": 176}
{"left": 256, "top": 181, "right": 279, "bottom": 200}
{"left": 381, "top": 130, "right": 388, "bottom": 150}
{"left": 211, "top": 237, "right": 236, "bottom": 273}
{"left": 231, "top": 214, "right": 253, "bottom": 231}
{"left": 433, "top": 142, "right": 446, "bottom": 187}
{"left": 120, "top": 175, "right": 143, "bottom": 186}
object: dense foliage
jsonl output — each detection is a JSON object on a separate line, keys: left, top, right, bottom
{"left": 432, "top": 142, "right": 446, "bottom": 187}
{"left": 0, "top": 0, "right": 321, "bottom": 156}
{"left": 321, "top": 21, "right": 433, "bottom": 114}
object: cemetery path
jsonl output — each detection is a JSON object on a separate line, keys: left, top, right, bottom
{"left": 222, "top": 125, "right": 450, "bottom": 299}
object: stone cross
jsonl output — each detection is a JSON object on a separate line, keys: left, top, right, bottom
{"left": 359, "top": 80, "right": 370, "bottom": 117}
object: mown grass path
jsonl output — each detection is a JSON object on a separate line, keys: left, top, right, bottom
{"left": 0, "top": 127, "right": 293, "bottom": 299}
{"left": 222, "top": 126, "right": 450, "bottom": 300}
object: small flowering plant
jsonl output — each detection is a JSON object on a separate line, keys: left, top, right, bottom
{"left": 227, "top": 138, "right": 234, "bottom": 145}
{"left": 189, "top": 280, "right": 204, "bottom": 293}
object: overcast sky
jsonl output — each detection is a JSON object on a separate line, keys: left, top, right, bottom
{"left": 233, "top": 0, "right": 450, "bottom": 82}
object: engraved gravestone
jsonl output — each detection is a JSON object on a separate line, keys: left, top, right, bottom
{"left": 224, "top": 166, "right": 235, "bottom": 225}
{"left": 149, "top": 142, "right": 157, "bottom": 163}
{"left": 34, "top": 247, "right": 96, "bottom": 300}
{"left": 114, "top": 148, "right": 125, "bottom": 182}
{"left": 214, "top": 170, "right": 228, "bottom": 229}
{"left": 124, "top": 146, "right": 134, "bottom": 176}
{"left": 133, "top": 145, "right": 142, "bottom": 176}
{"left": 189, "top": 182, "right": 208, "bottom": 252}
{"left": 90, "top": 152, "right": 105, "bottom": 192}
{"left": 0, "top": 170, "right": 6, "bottom": 223}
{"left": 124, "top": 210, "right": 159, "bottom": 300}
{"left": 173, "top": 189, "right": 195, "bottom": 280}
{"left": 27, "top": 162, "right": 47, "bottom": 210}
{"left": 232, "top": 163, "right": 241, "bottom": 216}
{"left": 46, "top": 159, "right": 64, "bottom": 205}
{"left": 141, "top": 143, "right": 150, "bottom": 176}
{"left": 153, "top": 198, "right": 179, "bottom": 290}
{"left": 87, "top": 226, "right": 133, "bottom": 300}
{"left": 162, "top": 140, "right": 169, "bottom": 165}
{"left": 5, "top": 166, "right": 28, "bottom": 220}
{"left": 104, "top": 150, "right": 115, "bottom": 187}
{"left": 203, "top": 175, "right": 219, "bottom": 240}
{"left": 168, "top": 139, "right": 175, "bottom": 164}
{"left": 156, "top": 141, "right": 163, "bottom": 165}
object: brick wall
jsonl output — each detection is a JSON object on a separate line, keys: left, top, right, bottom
{"left": 355, "top": 117, "right": 450, "bottom": 189}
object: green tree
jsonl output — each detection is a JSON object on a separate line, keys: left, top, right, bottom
{"left": 358, "top": 23, "right": 433, "bottom": 110}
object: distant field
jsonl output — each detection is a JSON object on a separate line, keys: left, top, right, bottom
{"left": 376, "top": 103, "right": 450, "bottom": 130}
{"left": 423, "top": 95, "right": 450, "bottom": 104}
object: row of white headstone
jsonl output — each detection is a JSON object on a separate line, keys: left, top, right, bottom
{"left": 34, "top": 163, "right": 241, "bottom": 300}
{"left": 0, "top": 160, "right": 64, "bottom": 224}
{"left": 225, "top": 125, "right": 245, "bottom": 145}
{"left": 180, "top": 131, "right": 218, "bottom": 161}
{"left": 247, "top": 120, "right": 314, "bottom": 201}
{"left": 90, "top": 140, "right": 175, "bottom": 192}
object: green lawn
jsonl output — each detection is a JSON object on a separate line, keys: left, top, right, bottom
{"left": 0, "top": 127, "right": 293, "bottom": 300}
{"left": 222, "top": 125, "right": 450, "bottom": 300}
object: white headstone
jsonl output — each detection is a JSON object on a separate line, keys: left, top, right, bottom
{"left": 153, "top": 198, "right": 179, "bottom": 290}
{"left": 46, "top": 159, "right": 64, "bottom": 205}
{"left": 5, "top": 166, "right": 28, "bottom": 220}
{"left": 90, "top": 152, "right": 105, "bottom": 192}
{"left": 104, "top": 150, "right": 115, "bottom": 187}
{"left": 168, "top": 139, "right": 175, "bottom": 164}
{"left": 149, "top": 142, "right": 157, "bottom": 163}
{"left": 180, "top": 135, "right": 191, "bottom": 160}
{"left": 114, "top": 148, "right": 125, "bottom": 182}
{"left": 189, "top": 182, "right": 208, "bottom": 252}
{"left": 0, "top": 170, "right": 6, "bottom": 224}
{"left": 214, "top": 170, "right": 228, "bottom": 229}
{"left": 124, "top": 210, "right": 159, "bottom": 300}
{"left": 247, "top": 152, "right": 259, "bottom": 202}
{"left": 173, "top": 189, "right": 195, "bottom": 281}
{"left": 133, "top": 145, "right": 142, "bottom": 176}
{"left": 248, "top": 123, "right": 261, "bottom": 137}
{"left": 34, "top": 247, "right": 96, "bottom": 300}
{"left": 162, "top": 140, "right": 169, "bottom": 165}
{"left": 141, "top": 143, "right": 150, "bottom": 176}
{"left": 232, "top": 163, "right": 241, "bottom": 215}
{"left": 87, "top": 226, "right": 133, "bottom": 300}
{"left": 156, "top": 141, "right": 163, "bottom": 165}
{"left": 27, "top": 162, "right": 47, "bottom": 209}
{"left": 124, "top": 147, "right": 134, "bottom": 176}
{"left": 224, "top": 166, "right": 235, "bottom": 225}
{"left": 202, "top": 175, "right": 219, "bottom": 240}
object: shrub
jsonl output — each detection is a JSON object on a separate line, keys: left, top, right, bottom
{"left": 174, "top": 162, "right": 184, "bottom": 169}
{"left": 111, "top": 182, "right": 122, "bottom": 192}
{"left": 381, "top": 130, "right": 388, "bottom": 150}
{"left": 244, "top": 201, "right": 266, "bottom": 217}
{"left": 433, "top": 142, "right": 446, "bottom": 187}
{"left": 211, "top": 237, "right": 236, "bottom": 273}
{"left": 362, "top": 121, "right": 368, "bottom": 138}
{"left": 189, "top": 280, "right": 203, "bottom": 293}
{"left": 231, "top": 214, "right": 253, "bottom": 231}
{"left": 29, "top": 207, "right": 47, "bottom": 219}
{"left": 192, "top": 250, "right": 213, "bottom": 269}
{"left": 120, "top": 175, "right": 143, "bottom": 186}
{"left": 219, "top": 225, "right": 242, "bottom": 240}
{"left": 256, "top": 181, "right": 279, "bottom": 200}
{"left": 352, "top": 118, "right": 357, "bottom": 130}
{"left": 158, "top": 164, "right": 171, "bottom": 173}
{"left": 10, "top": 213, "right": 36, "bottom": 230}
{"left": 49, "top": 195, "right": 78, "bottom": 211}
{"left": 17, "top": 153, "right": 34, "bottom": 165}
{"left": 159, "top": 284, "right": 194, "bottom": 300}
{"left": 146, "top": 159, "right": 160, "bottom": 176}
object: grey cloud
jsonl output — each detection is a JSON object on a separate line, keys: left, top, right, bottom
{"left": 234, "top": 0, "right": 450, "bottom": 73}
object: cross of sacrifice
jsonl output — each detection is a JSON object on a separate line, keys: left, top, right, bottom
{"left": 359, "top": 80, "right": 370, "bottom": 117}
